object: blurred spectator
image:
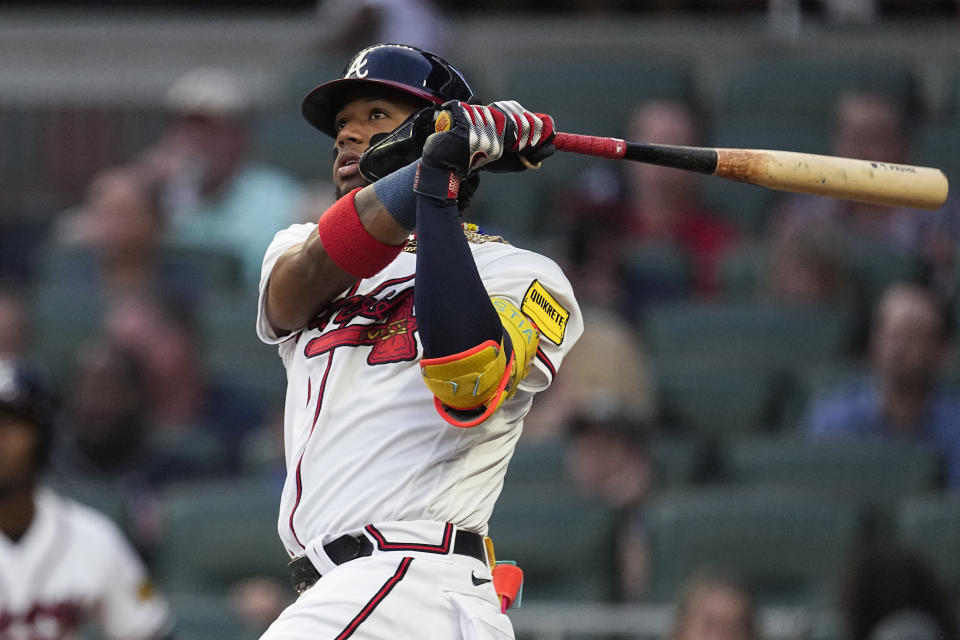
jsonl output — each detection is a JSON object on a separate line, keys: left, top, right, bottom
{"left": 804, "top": 283, "right": 960, "bottom": 486}
{"left": 103, "top": 293, "right": 263, "bottom": 472}
{"left": 49, "top": 337, "right": 206, "bottom": 559}
{"left": 771, "top": 90, "right": 960, "bottom": 297}
{"left": 838, "top": 541, "right": 959, "bottom": 640}
{"left": 132, "top": 66, "right": 304, "bottom": 286}
{"left": 566, "top": 398, "right": 656, "bottom": 601}
{"left": 567, "top": 398, "right": 654, "bottom": 509}
{"left": 559, "top": 166, "right": 631, "bottom": 311}
{"left": 51, "top": 338, "right": 199, "bottom": 487}
{"left": 314, "top": 0, "right": 449, "bottom": 55}
{"left": 558, "top": 99, "right": 739, "bottom": 315}
{"left": 522, "top": 307, "right": 657, "bottom": 442}
{"left": 667, "top": 567, "right": 759, "bottom": 640}
{"left": 761, "top": 224, "right": 855, "bottom": 307}
{"left": 1, "top": 359, "right": 174, "bottom": 639}
{"left": 49, "top": 167, "right": 201, "bottom": 304}
{"left": 621, "top": 98, "right": 739, "bottom": 299}
{"left": 0, "top": 288, "right": 29, "bottom": 362}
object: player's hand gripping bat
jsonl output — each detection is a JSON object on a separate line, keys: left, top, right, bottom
{"left": 550, "top": 132, "right": 949, "bottom": 211}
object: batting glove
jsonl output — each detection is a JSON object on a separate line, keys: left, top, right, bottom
{"left": 420, "top": 101, "right": 515, "bottom": 178}
{"left": 416, "top": 100, "right": 555, "bottom": 205}
{"left": 483, "top": 100, "right": 556, "bottom": 173}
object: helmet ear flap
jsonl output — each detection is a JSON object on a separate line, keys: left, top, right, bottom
{"left": 359, "top": 106, "right": 436, "bottom": 182}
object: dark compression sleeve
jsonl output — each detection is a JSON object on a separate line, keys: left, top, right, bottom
{"left": 413, "top": 163, "right": 502, "bottom": 358}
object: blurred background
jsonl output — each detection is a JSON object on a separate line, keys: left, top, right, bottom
{"left": 2, "top": 1, "right": 960, "bottom": 639}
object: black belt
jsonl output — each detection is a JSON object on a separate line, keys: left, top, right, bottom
{"left": 288, "top": 528, "right": 486, "bottom": 594}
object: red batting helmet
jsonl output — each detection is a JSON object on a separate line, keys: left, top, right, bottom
{"left": 301, "top": 43, "right": 477, "bottom": 138}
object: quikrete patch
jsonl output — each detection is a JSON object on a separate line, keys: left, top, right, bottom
{"left": 522, "top": 280, "right": 568, "bottom": 345}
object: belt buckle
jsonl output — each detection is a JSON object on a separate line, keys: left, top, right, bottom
{"left": 288, "top": 556, "right": 320, "bottom": 595}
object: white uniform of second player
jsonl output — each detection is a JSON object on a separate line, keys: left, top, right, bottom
{"left": 0, "top": 489, "right": 172, "bottom": 640}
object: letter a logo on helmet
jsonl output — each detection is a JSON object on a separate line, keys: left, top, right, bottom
{"left": 344, "top": 54, "right": 369, "bottom": 79}
{"left": 301, "top": 43, "right": 477, "bottom": 139}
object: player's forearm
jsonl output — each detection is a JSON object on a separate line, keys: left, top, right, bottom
{"left": 265, "top": 186, "right": 409, "bottom": 332}
{"left": 265, "top": 230, "right": 354, "bottom": 332}
{"left": 355, "top": 185, "right": 412, "bottom": 246}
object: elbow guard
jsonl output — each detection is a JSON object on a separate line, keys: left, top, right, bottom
{"left": 420, "top": 297, "right": 539, "bottom": 428}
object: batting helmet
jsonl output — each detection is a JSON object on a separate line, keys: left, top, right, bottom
{"left": 302, "top": 43, "right": 477, "bottom": 138}
{"left": 0, "top": 360, "right": 55, "bottom": 472}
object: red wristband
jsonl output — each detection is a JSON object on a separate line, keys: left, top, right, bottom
{"left": 316, "top": 188, "right": 405, "bottom": 279}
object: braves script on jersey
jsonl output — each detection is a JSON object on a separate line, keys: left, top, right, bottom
{"left": 0, "top": 489, "right": 171, "bottom": 640}
{"left": 256, "top": 224, "right": 582, "bottom": 557}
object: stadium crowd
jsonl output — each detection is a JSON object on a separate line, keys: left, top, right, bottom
{"left": 1, "top": 3, "right": 959, "bottom": 639}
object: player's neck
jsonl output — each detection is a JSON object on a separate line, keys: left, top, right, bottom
{"left": 0, "top": 484, "right": 36, "bottom": 543}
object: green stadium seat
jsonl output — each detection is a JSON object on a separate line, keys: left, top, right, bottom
{"left": 253, "top": 109, "right": 329, "bottom": 183}
{"left": 159, "top": 244, "right": 243, "bottom": 293}
{"left": 651, "top": 436, "right": 708, "bottom": 488}
{"left": 28, "top": 276, "right": 104, "bottom": 385}
{"left": 488, "top": 481, "right": 620, "bottom": 602}
{"left": 723, "top": 435, "right": 944, "bottom": 514}
{"left": 470, "top": 170, "right": 545, "bottom": 243}
{"left": 46, "top": 477, "right": 128, "bottom": 528}
{"left": 717, "top": 242, "right": 766, "bottom": 301}
{"left": 502, "top": 59, "right": 695, "bottom": 141}
{"left": 719, "top": 57, "right": 918, "bottom": 120}
{"left": 917, "top": 121, "right": 960, "bottom": 188}
{"left": 943, "top": 68, "right": 960, "bottom": 123}
{"left": 718, "top": 241, "right": 923, "bottom": 321}
{"left": 506, "top": 436, "right": 705, "bottom": 490}
{"left": 198, "top": 290, "right": 287, "bottom": 409}
{"left": 849, "top": 243, "right": 925, "bottom": 310}
{"left": 505, "top": 440, "right": 568, "bottom": 485}
{"left": 644, "top": 486, "right": 859, "bottom": 606}
{"left": 619, "top": 241, "right": 695, "bottom": 307}
{"left": 491, "top": 59, "right": 696, "bottom": 240}
{"left": 282, "top": 60, "right": 345, "bottom": 104}
{"left": 641, "top": 301, "right": 855, "bottom": 370}
{"left": 155, "top": 477, "right": 289, "bottom": 595}
{"left": 895, "top": 493, "right": 960, "bottom": 595}
{"left": 654, "top": 360, "right": 785, "bottom": 438}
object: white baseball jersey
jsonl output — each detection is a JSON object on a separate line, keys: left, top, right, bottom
{"left": 0, "top": 487, "right": 172, "bottom": 640}
{"left": 257, "top": 223, "right": 582, "bottom": 557}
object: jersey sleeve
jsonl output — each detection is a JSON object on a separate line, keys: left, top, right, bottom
{"left": 476, "top": 245, "right": 583, "bottom": 394}
{"left": 93, "top": 516, "right": 173, "bottom": 640}
{"left": 256, "top": 222, "right": 316, "bottom": 344}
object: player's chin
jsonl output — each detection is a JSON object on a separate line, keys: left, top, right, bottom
{"left": 334, "top": 175, "right": 370, "bottom": 198}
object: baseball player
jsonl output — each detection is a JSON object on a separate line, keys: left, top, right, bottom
{"left": 0, "top": 360, "right": 173, "bottom": 640}
{"left": 256, "top": 43, "right": 583, "bottom": 639}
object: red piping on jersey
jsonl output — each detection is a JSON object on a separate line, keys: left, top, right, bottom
{"left": 288, "top": 351, "right": 334, "bottom": 549}
{"left": 536, "top": 347, "right": 556, "bottom": 380}
{"left": 334, "top": 557, "right": 413, "bottom": 640}
{"left": 364, "top": 523, "right": 454, "bottom": 554}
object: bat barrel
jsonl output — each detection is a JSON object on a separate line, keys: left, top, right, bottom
{"left": 715, "top": 149, "right": 950, "bottom": 211}
{"left": 551, "top": 132, "right": 949, "bottom": 211}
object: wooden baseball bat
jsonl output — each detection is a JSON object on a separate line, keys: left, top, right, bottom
{"left": 552, "top": 133, "right": 949, "bottom": 210}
